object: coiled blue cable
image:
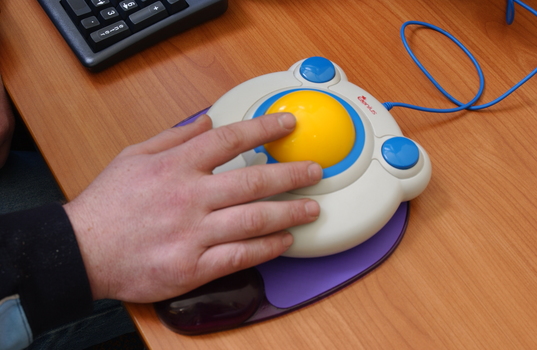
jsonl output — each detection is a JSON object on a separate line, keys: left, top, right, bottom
{"left": 507, "top": 0, "right": 537, "bottom": 24}
{"left": 383, "top": 0, "right": 537, "bottom": 113}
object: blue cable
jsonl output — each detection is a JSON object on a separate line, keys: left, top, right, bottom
{"left": 383, "top": 0, "right": 537, "bottom": 113}
{"left": 507, "top": 0, "right": 537, "bottom": 24}
{"left": 507, "top": 0, "right": 516, "bottom": 24}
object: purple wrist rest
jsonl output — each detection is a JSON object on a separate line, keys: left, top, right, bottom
{"left": 154, "top": 109, "right": 410, "bottom": 335}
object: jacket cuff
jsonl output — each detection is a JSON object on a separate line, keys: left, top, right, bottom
{"left": 0, "top": 203, "right": 93, "bottom": 336}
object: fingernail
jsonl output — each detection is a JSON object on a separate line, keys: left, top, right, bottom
{"left": 194, "top": 114, "right": 210, "bottom": 124}
{"left": 305, "top": 200, "right": 320, "bottom": 218}
{"left": 308, "top": 163, "right": 323, "bottom": 182}
{"left": 282, "top": 233, "right": 294, "bottom": 248}
{"left": 278, "top": 113, "right": 296, "bottom": 130}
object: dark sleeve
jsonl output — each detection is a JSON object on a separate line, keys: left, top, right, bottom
{"left": 0, "top": 203, "right": 93, "bottom": 336}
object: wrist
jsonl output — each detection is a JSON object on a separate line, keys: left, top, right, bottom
{"left": 63, "top": 200, "right": 108, "bottom": 301}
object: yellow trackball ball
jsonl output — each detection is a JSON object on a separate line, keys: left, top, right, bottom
{"left": 264, "top": 90, "right": 355, "bottom": 168}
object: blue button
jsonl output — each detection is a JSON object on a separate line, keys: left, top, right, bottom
{"left": 382, "top": 137, "right": 420, "bottom": 170}
{"left": 299, "top": 57, "right": 336, "bottom": 83}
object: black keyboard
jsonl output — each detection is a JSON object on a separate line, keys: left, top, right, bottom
{"left": 38, "top": 0, "right": 228, "bottom": 71}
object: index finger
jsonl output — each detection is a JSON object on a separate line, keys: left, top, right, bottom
{"left": 175, "top": 113, "right": 296, "bottom": 171}
{"left": 122, "top": 114, "right": 213, "bottom": 156}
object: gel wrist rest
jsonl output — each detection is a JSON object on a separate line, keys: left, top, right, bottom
{"left": 155, "top": 201, "right": 409, "bottom": 335}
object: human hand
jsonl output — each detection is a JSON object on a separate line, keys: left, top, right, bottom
{"left": 64, "top": 113, "right": 322, "bottom": 302}
{"left": 0, "top": 75, "right": 15, "bottom": 168}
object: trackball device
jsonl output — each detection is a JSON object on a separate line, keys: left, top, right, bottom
{"left": 207, "top": 56, "right": 432, "bottom": 258}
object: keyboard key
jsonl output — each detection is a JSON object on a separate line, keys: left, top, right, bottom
{"left": 90, "top": 20, "right": 131, "bottom": 51}
{"left": 118, "top": 1, "right": 139, "bottom": 19}
{"left": 62, "top": 0, "right": 92, "bottom": 20}
{"left": 129, "top": 2, "right": 169, "bottom": 32}
{"left": 99, "top": 7, "right": 120, "bottom": 24}
{"left": 129, "top": 1, "right": 168, "bottom": 32}
{"left": 80, "top": 16, "right": 101, "bottom": 37}
{"left": 138, "top": 0, "right": 152, "bottom": 7}
{"left": 163, "top": 0, "right": 189, "bottom": 14}
{"left": 90, "top": 0, "right": 111, "bottom": 10}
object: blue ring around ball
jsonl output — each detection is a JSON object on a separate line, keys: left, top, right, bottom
{"left": 252, "top": 89, "right": 365, "bottom": 179}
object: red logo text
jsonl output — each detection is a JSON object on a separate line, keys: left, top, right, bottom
{"left": 357, "top": 96, "right": 377, "bottom": 115}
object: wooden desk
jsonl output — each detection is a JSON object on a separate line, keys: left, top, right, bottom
{"left": 2, "top": 0, "right": 537, "bottom": 348}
